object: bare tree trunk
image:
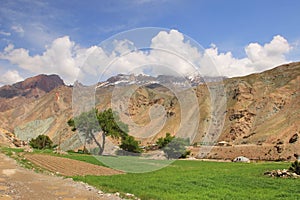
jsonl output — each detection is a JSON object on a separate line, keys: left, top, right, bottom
{"left": 90, "top": 131, "right": 105, "bottom": 155}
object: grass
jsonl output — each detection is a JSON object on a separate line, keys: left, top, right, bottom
{"left": 73, "top": 160, "right": 300, "bottom": 200}
{"left": 1, "top": 147, "right": 299, "bottom": 199}
{"left": 95, "top": 155, "right": 173, "bottom": 173}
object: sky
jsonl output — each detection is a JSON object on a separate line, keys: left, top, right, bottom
{"left": 0, "top": 0, "right": 299, "bottom": 85}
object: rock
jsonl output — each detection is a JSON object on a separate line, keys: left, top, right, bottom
{"left": 275, "top": 145, "right": 283, "bottom": 153}
{"left": 24, "top": 146, "right": 33, "bottom": 152}
{"left": 289, "top": 133, "right": 298, "bottom": 143}
{"left": 12, "top": 139, "right": 22, "bottom": 147}
{"left": 126, "top": 193, "right": 134, "bottom": 197}
{"left": 264, "top": 169, "right": 300, "bottom": 178}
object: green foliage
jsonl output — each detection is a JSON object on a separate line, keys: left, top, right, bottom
{"left": 156, "top": 133, "right": 175, "bottom": 148}
{"left": 67, "top": 119, "right": 76, "bottom": 131}
{"left": 179, "top": 150, "right": 191, "bottom": 159}
{"left": 67, "top": 108, "right": 133, "bottom": 155}
{"left": 289, "top": 160, "right": 300, "bottom": 175}
{"left": 119, "top": 135, "right": 142, "bottom": 154}
{"left": 163, "top": 137, "right": 189, "bottom": 159}
{"left": 97, "top": 108, "right": 128, "bottom": 139}
{"left": 29, "top": 135, "right": 53, "bottom": 149}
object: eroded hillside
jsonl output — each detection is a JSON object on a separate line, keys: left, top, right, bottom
{"left": 0, "top": 62, "right": 299, "bottom": 160}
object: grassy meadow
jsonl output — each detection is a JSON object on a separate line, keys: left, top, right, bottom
{"left": 74, "top": 160, "right": 300, "bottom": 200}
{"left": 1, "top": 147, "right": 299, "bottom": 199}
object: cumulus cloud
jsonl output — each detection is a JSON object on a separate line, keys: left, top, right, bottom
{"left": 0, "top": 36, "right": 81, "bottom": 84}
{"left": 0, "top": 70, "right": 23, "bottom": 85}
{"left": 198, "top": 35, "right": 292, "bottom": 77}
{"left": 245, "top": 35, "right": 291, "bottom": 71}
{"left": 0, "top": 30, "right": 294, "bottom": 85}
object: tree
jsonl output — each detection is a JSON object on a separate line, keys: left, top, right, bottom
{"left": 163, "top": 137, "right": 190, "bottom": 159}
{"left": 29, "top": 135, "right": 53, "bottom": 149}
{"left": 68, "top": 108, "right": 101, "bottom": 154}
{"left": 156, "top": 133, "right": 175, "bottom": 148}
{"left": 289, "top": 160, "right": 300, "bottom": 175}
{"left": 68, "top": 108, "right": 129, "bottom": 155}
{"left": 120, "top": 135, "right": 142, "bottom": 154}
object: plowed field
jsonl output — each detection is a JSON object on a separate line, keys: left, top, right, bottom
{"left": 24, "top": 154, "right": 123, "bottom": 176}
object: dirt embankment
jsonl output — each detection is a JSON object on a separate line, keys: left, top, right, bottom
{"left": 191, "top": 143, "right": 300, "bottom": 161}
{"left": 0, "top": 153, "right": 122, "bottom": 200}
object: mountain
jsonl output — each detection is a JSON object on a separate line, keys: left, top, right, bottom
{"left": 100, "top": 73, "right": 226, "bottom": 87}
{"left": 0, "top": 74, "right": 65, "bottom": 112}
{"left": 0, "top": 62, "right": 299, "bottom": 160}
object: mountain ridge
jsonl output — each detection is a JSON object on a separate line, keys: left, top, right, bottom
{"left": 0, "top": 62, "right": 299, "bottom": 160}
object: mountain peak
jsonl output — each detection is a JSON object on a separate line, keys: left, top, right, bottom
{"left": 0, "top": 74, "right": 65, "bottom": 99}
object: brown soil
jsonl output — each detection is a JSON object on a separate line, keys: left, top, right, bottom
{"left": 24, "top": 154, "right": 123, "bottom": 176}
{"left": 0, "top": 153, "right": 122, "bottom": 200}
{"left": 191, "top": 143, "right": 300, "bottom": 161}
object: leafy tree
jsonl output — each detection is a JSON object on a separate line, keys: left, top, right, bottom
{"left": 29, "top": 135, "right": 53, "bottom": 149}
{"left": 163, "top": 137, "right": 190, "bottom": 159}
{"left": 68, "top": 108, "right": 129, "bottom": 155}
{"left": 156, "top": 133, "right": 175, "bottom": 148}
{"left": 68, "top": 108, "right": 101, "bottom": 154}
{"left": 120, "top": 135, "right": 142, "bottom": 154}
{"left": 289, "top": 160, "right": 300, "bottom": 175}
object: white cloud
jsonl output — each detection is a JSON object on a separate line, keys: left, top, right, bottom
{"left": 0, "top": 30, "right": 295, "bottom": 85}
{"left": 0, "top": 36, "right": 81, "bottom": 84}
{"left": 11, "top": 25, "right": 24, "bottom": 36}
{"left": 197, "top": 35, "right": 292, "bottom": 77}
{"left": 244, "top": 35, "right": 291, "bottom": 71}
{"left": 0, "top": 70, "right": 23, "bottom": 85}
{"left": 0, "top": 31, "right": 11, "bottom": 36}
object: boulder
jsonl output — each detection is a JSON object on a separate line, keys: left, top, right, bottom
{"left": 289, "top": 133, "right": 298, "bottom": 144}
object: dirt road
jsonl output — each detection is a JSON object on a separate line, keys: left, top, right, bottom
{"left": 0, "top": 153, "right": 122, "bottom": 200}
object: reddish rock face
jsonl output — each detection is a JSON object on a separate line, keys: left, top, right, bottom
{"left": 0, "top": 74, "right": 65, "bottom": 112}
{"left": 0, "top": 74, "right": 65, "bottom": 99}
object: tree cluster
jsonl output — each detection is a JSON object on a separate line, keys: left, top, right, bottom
{"left": 156, "top": 133, "right": 190, "bottom": 159}
{"left": 29, "top": 135, "right": 53, "bottom": 149}
{"left": 68, "top": 108, "right": 141, "bottom": 155}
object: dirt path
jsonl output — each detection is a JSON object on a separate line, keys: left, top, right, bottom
{"left": 0, "top": 153, "right": 122, "bottom": 200}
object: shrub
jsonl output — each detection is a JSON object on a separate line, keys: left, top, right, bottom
{"left": 156, "top": 133, "right": 174, "bottom": 148}
{"left": 163, "top": 137, "right": 190, "bottom": 159}
{"left": 29, "top": 135, "right": 53, "bottom": 149}
{"left": 289, "top": 160, "right": 300, "bottom": 175}
{"left": 120, "top": 135, "right": 142, "bottom": 154}
{"left": 179, "top": 150, "right": 191, "bottom": 159}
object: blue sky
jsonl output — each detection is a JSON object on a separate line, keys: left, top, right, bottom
{"left": 0, "top": 0, "right": 299, "bottom": 85}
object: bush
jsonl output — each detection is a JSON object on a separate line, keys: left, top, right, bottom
{"left": 77, "top": 147, "right": 90, "bottom": 154}
{"left": 29, "top": 135, "right": 53, "bottom": 149}
{"left": 289, "top": 160, "right": 300, "bottom": 175}
{"left": 179, "top": 150, "right": 191, "bottom": 159}
{"left": 156, "top": 133, "right": 174, "bottom": 148}
{"left": 163, "top": 137, "right": 190, "bottom": 159}
{"left": 120, "top": 135, "right": 142, "bottom": 154}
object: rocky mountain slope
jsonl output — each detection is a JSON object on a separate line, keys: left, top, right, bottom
{"left": 0, "top": 74, "right": 65, "bottom": 112}
{"left": 0, "top": 62, "right": 299, "bottom": 160}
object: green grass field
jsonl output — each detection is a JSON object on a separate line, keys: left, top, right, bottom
{"left": 74, "top": 160, "right": 300, "bottom": 200}
{"left": 1, "top": 147, "right": 299, "bottom": 199}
